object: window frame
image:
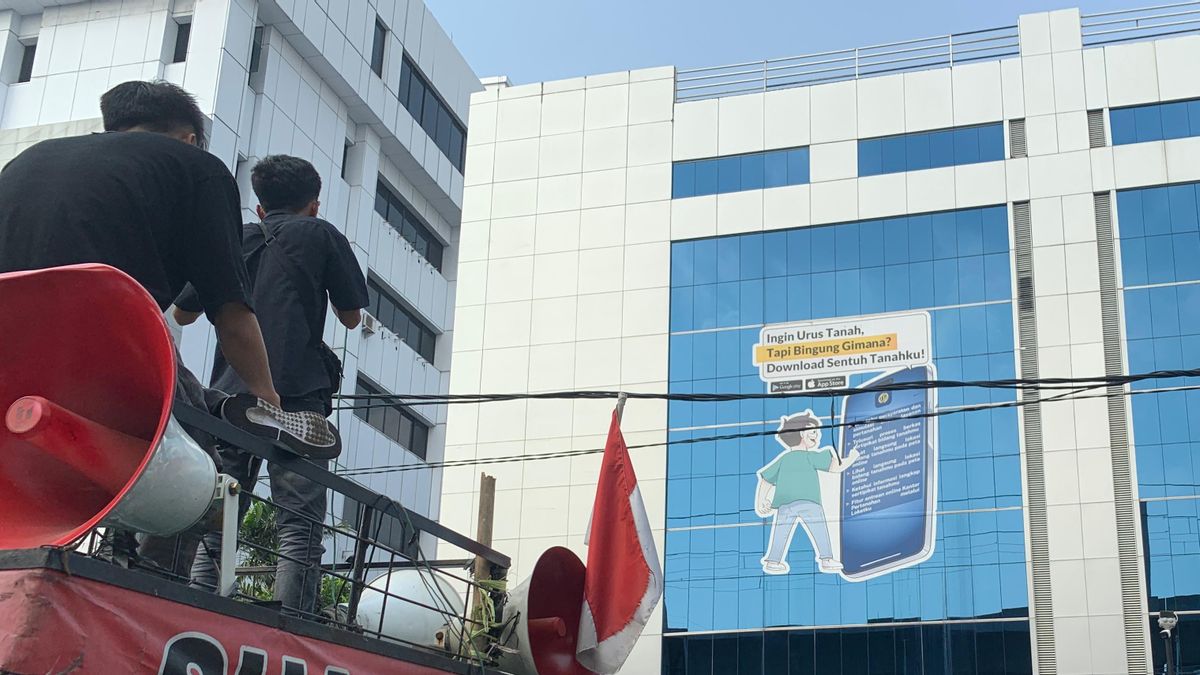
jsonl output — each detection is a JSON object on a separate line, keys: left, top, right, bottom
{"left": 352, "top": 376, "right": 430, "bottom": 459}
{"left": 365, "top": 274, "right": 438, "bottom": 363}
{"left": 373, "top": 178, "right": 446, "bottom": 273}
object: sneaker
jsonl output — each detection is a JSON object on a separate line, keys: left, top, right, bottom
{"left": 817, "top": 557, "right": 843, "bottom": 572}
{"left": 761, "top": 560, "right": 790, "bottom": 575}
{"left": 220, "top": 394, "right": 342, "bottom": 460}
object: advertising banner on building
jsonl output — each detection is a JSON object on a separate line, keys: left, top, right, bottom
{"left": 0, "top": 567, "right": 450, "bottom": 675}
{"left": 752, "top": 311, "right": 938, "bottom": 582}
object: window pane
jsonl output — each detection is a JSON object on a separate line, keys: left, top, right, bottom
{"left": 398, "top": 61, "right": 411, "bottom": 110}
{"left": 383, "top": 407, "right": 401, "bottom": 441}
{"left": 1135, "top": 104, "right": 1163, "bottom": 142}
{"left": 741, "top": 153, "right": 765, "bottom": 190}
{"left": 367, "top": 400, "right": 386, "bottom": 431}
{"left": 1111, "top": 107, "right": 1137, "bottom": 145}
{"left": 695, "top": 160, "right": 718, "bottom": 196}
{"left": 397, "top": 414, "right": 414, "bottom": 448}
{"left": 370, "top": 19, "right": 387, "bottom": 76}
{"left": 906, "top": 132, "right": 931, "bottom": 171}
{"left": 717, "top": 156, "right": 741, "bottom": 192}
{"left": 930, "top": 129, "right": 956, "bottom": 168}
{"left": 407, "top": 77, "right": 426, "bottom": 122}
{"left": 410, "top": 423, "right": 428, "bottom": 459}
{"left": 422, "top": 91, "right": 439, "bottom": 137}
{"left": 172, "top": 22, "right": 191, "bottom": 63}
{"left": 1190, "top": 100, "right": 1200, "bottom": 136}
{"left": 978, "top": 123, "right": 1005, "bottom": 161}
{"left": 437, "top": 106, "right": 453, "bottom": 153}
{"left": 18, "top": 43, "right": 36, "bottom": 83}
{"left": 881, "top": 136, "right": 906, "bottom": 173}
{"left": 859, "top": 139, "right": 882, "bottom": 176}
{"left": 787, "top": 148, "right": 809, "bottom": 184}
{"left": 449, "top": 125, "right": 465, "bottom": 172}
{"left": 764, "top": 150, "right": 789, "bottom": 187}
{"left": 673, "top": 162, "right": 696, "bottom": 199}
{"left": 954, "top": 127, "right": 980, "bottom": 164}
{"left": 1161, "top": 101, "right": 1190, "bottom": 140}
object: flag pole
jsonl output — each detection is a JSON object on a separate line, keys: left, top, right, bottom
{"left": 616, "top": 392, "right": 627, "bottom": 424}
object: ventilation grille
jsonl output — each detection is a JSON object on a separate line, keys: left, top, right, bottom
{"left": 1094, "top": 191, "right": 1151, "bottom": 673}
{"left": 1011, "top": 200, "right": 1057, "bottom": 674}
{"left": 1010, "top": 119, "right": 1028, "bottom": 158}
{"left": 1088, "top": 110, "right": 1107, "bottom": 148}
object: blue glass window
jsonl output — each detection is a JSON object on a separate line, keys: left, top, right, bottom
{"left": 673, "top": 147, "right": 810, "bottom": 198}
{"left": 858, "top": 123, "right": 1006, "bottom": 177}
{"left": 1119, "top": 180, "right": 1200, "bottom": 614}
{"left": 1110, "top": 98, "right": 1200, "bottom": 146}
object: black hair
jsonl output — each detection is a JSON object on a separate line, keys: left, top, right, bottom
{"left": 777, "top": 411, "right": 821, "bottom": 448}
{"left": 100, "top": 80, "right": 208, "bottom": 149}
{"left": 251, "top": 155, "right": 322, "bottom": 213}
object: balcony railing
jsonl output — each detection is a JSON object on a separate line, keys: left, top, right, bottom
{"left": 675, "top": 25, "right": 1019, "bottom": 102}
{"left": 1082, "top": 1, "right": 1200, "bottom": 46}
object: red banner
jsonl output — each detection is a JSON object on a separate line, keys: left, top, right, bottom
{"left": 0, "top": 568, "right": 455, "bottom": 674}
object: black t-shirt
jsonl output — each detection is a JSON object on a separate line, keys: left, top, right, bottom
{"left": 0, "top": 132, "right": 250, "bottom": 317}
{"left": 177, "top": 212, "right": 369, "bottom": 398}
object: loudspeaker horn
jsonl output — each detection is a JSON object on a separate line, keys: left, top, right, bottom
{"left": 496, "top": 546, "right": 592, "bottom": 675}
{"left": 0, "top": 264, "right": 218, "bottom": 551}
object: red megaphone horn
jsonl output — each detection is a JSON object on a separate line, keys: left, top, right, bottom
{"left": 0, "top": 264, "right": 217, "bottom": 550}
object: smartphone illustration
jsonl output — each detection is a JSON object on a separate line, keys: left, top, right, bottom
{"left": 837, "top": 365, "right": 938, "bottom": 581}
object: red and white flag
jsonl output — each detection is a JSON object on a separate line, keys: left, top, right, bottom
{"left": 576, "top": 408, "right": 663, "bottom": 674}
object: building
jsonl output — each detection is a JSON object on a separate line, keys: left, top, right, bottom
{"left": 0, "top": 0, "right": 479, "bottom": 552}
{"left": 441, "top": 4, "right": 1200, "bottom": 674}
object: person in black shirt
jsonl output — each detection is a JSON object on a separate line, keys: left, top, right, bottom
{"left": 176, "top": 155, "right": 368, "bottom": 613}
{"left": 0, "top": 81, "right": 280, "bottom": 410}
{"left": 0, "top": 81, "right": 282, "bottom": 575}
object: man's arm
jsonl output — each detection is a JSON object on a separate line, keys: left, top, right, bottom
{"left": 336, "top": 308, "right": 362, "bottom": 329}
{"left": 323, "top": 225, "right": 370, "bottom": 326}
{"left": 210, "top": 302, "right": 280, "bottom": 407}
{"left": 173, "top": 305, "right": 203, "bottom": 326}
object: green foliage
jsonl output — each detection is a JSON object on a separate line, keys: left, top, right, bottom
{"left": 236, "top": 500, "right": 348, "bottom": 616}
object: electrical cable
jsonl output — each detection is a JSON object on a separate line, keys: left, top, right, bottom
{"left": 334, "top": 380, "right": 1200, "bottom": 478}
{"left": 329, "top": 367, "right": 1200, "bottom": 412}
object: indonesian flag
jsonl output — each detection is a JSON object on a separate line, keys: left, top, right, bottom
{"left": 576, "top": 408, "right": 663, "bottom": 674}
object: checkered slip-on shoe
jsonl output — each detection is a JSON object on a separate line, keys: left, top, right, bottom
{"left": 220, "top": 394, "right": 342, "bottom": 460}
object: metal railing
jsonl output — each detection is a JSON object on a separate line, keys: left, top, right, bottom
{"left": 1082, "top": 1, "right": 1200, "bottom": 46}
{"left": 75, "top": 404, "right": 513, "bottom": 672}
{"left": 675, "top": 25, "right": 1019, "bottom": 102}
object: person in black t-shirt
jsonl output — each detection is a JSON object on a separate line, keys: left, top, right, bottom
{"left": 0, "top": 81, "right": 282, "bottom": 576}
{"left": 0, "top": 81, "right": 280, "bottom": 411}
{"left": 176, "top": 155, "right": 368, "bottom": 613}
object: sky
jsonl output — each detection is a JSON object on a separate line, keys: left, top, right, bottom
{"left": 425, "top": 0, "right": 1140, "bottom": 85}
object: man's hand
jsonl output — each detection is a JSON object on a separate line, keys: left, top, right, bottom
{"left": 210, "top": 302, "right": 281, "bottom": 407}
{"left": 844, "top": 447, "right": 862, "bottom": 466}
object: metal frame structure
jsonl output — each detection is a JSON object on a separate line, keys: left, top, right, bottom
{"left": 1082, "top": 1, "right": 1200, "bottom": 46}
{"left": 674, "top": 2, "right": 1200, "bottom": 103}
{"left": 72, "top": 404, "right": 513, "bottom": 671}
{"left": 674, "top": 25, "right": 1019, "bottom": 102}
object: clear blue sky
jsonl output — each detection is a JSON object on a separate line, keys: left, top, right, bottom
{"left": 425, "top": 0, "right": 1138, "bottom": 84}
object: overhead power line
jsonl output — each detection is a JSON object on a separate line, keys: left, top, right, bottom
{"left": 330, "top": 368, "right": 1200, "bottom": 413}
{"left": 333, "top": 381, "right": 1200, "bottom": 478}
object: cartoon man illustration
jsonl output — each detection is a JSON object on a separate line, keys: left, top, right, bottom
{"left": 755, "top": 410, "right": 860, "bottom": 575}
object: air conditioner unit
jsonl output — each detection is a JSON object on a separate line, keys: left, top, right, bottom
{"left": 361, "top": 311, "right": 379, "bottom": 335}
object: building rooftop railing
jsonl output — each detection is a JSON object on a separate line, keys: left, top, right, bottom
{"left": 674, "top": 25, "right": 1019, "bottom": 103}
{"left": 675, "top": 2, "right": 1200, "bottom": 103}
{"left": 1081, "top": 1, "right": 1200, "bottom": 46}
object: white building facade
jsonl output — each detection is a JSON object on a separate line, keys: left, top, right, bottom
{"left": 0, "top": 0, "right": 479, "bottom": 550}
{"left": 443, "top": 6, "right": 1200, "bottom": 674}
